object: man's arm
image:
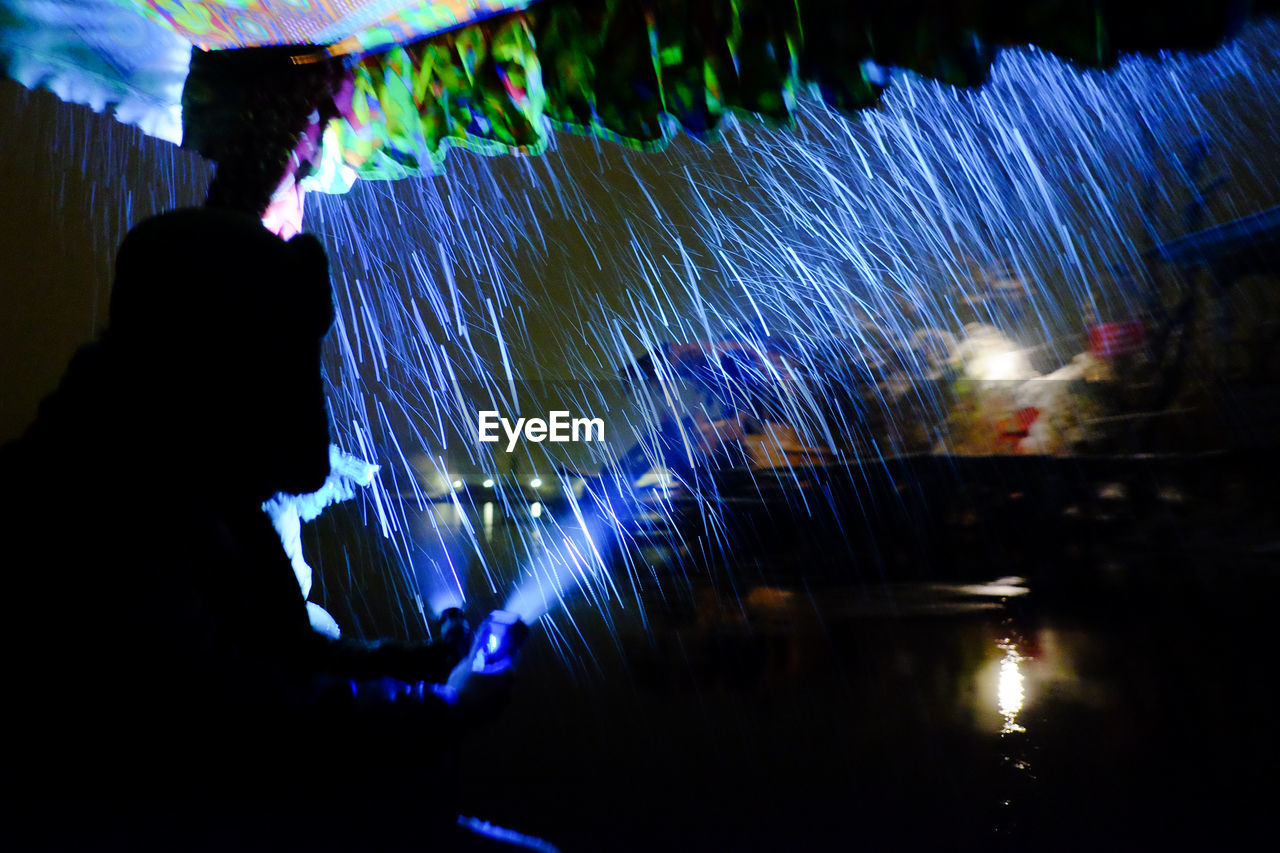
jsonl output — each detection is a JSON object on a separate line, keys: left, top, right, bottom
{"left": 308, "top": 633, "right": 465, "bottom": 685}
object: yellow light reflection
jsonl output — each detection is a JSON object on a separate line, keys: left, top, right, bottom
{"left": 997, "top": 641, "right": 1026, "bottom": 734}
{"left": 482, "top": 501, "right": 495, "bottom": 542}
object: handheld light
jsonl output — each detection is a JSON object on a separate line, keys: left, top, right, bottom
{"left": 470, "top": 610, "right": 529, "bottom": 673}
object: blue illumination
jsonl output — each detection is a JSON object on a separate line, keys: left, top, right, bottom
{"left": 261, "top": 444, "right": 378, "bottom": 636}
{"left": 295, "top": 22, "right": 1280, "bottom": 650}
{"left": 456, "top": 815, "right": 561, "bottom": 853}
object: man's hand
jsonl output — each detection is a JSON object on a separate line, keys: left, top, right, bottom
{"left": 443, "top": 610, "right": 529, "bottom": 715}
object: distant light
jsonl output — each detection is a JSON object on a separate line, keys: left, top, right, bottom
{"left": 530, "top": 502, "right": 543, "bottom": 519}
{"left": 482, "top": 502, "right": 496, "bottom": 541}
{"left": 969, "top": 349, "right": 1027, "bottom": 381}
{"left": 482, "top": 479, "right": 495, "bottom": 488}
{"left": 529, "top": 478, "right": 542, "bottom": 488}
{"left": 451, "top": 479, "right": 463, "bottom": 489}
{"left": 987, "top": 351, "right": 1022, "bottom": 380}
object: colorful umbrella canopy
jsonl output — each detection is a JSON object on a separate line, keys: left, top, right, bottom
{"left": 5, "top": 1, "right": 1279, "bottom": 226}
{"left": 129, "top": 0, "right": 530, "bottom": 54}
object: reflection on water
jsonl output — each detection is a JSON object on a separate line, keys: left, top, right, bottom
{"left": 313, "top": 497, "right": 1279, "bottom": 850}
{"left": 482, "top": 501, "right": 495, "bottom": 542}
{"left": 997, "top": 641, "right": 1026, "bottom": 734}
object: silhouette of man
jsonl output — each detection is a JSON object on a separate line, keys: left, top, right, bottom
{"left": 1, "top": 208, "right": 506, "bottom": 851}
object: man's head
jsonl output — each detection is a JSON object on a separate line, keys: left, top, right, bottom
{"left": 107, "top": 208, "right": 335, "bottom": 500}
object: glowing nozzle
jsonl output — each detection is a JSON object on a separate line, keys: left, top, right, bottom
{"left": 470, "top": 610, "right": 529, "bottom": 673}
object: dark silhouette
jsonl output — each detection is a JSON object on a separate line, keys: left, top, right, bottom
{"left": 1, "top": 209, "right": 500, "bottom": 851}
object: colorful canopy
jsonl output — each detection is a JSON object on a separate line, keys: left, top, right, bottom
{"left": 131, "top": 0, "right": 531, "bottom": 55}
{"left": 0, "top": 0, "right": 192, "bottom": 141}
{"left": 7, "top": 0, "right": 1279, "bottom": 210}
{"left": 181, "top": 0, "right": 1280, "bottom": 206}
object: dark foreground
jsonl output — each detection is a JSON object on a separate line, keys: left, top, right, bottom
{"left": 14, "top": 452, "right": 1268, "bottom": 851}
{"left": 451, "top": 567, "right": 1276, "bottom": 851}
{"left": 309, "top": 452, "right": 1280, "bottom": 851}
